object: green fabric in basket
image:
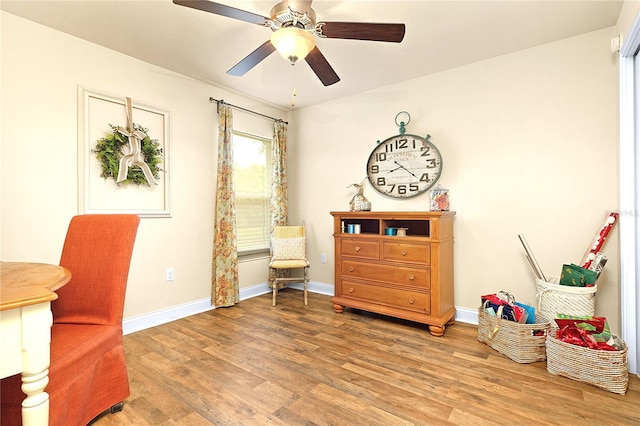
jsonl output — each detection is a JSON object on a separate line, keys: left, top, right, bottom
{"left": 559, "top": 264, "right": 596, "bottom": 287}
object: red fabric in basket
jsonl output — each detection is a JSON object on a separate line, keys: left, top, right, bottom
{"left": 556, "top": 325, "right": 617, "bottom": 351}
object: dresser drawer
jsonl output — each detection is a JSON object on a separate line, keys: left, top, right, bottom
{"left": 382, "top": 241, "right": 430, "bottom": 264}
{"left": 340, "top": 239, "right": 379, "bottom": 260}
{"left": 341, "top": 260, "right": 430, "bottom": 289}
{"left": 339, "top": 280, "right": 431, "bottom": 314}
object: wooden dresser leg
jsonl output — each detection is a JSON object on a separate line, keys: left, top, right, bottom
{"left": 428, "top": 324, "right": 445, "bottom": 337}
{"left": 332, "top": 304, "right": 344, "bottom": 313}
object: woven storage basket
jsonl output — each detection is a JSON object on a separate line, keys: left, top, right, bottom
{"left": 536, "top": 278, "right": 596, "bottom": 320}
{"left": 477, "top": 307, "right": 550, "bottom": 363}
{"left": 546, "top": 334, "right": 628, "bottom": 395}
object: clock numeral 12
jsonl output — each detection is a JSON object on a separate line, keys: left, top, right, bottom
{"left": 382, "top": 138, "right": 418, "bottom": 154}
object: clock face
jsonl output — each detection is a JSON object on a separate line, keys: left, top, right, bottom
{"left": 366, "top": 134, "right": 442, "bottom": 198}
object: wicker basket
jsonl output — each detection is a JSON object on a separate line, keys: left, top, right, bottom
{"left": 477, "top": 307, "right": 550, "bottom": 363}
{"left": 536, "top": 278, "right": 596, "bottom": 320}
{"left": 546, "top": 334, "right": 628, "bottom": 394}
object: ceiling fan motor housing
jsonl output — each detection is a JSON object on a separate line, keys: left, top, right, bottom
{"left": 270, "top": 0, "right": 316, "bottom": 30}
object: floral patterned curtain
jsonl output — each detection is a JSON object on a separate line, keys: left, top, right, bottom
{"left": 270, "top": 120, "right": 288, "bottom": 230}
{"left": 212, "top": 104, "right": 239, "bottom": 307}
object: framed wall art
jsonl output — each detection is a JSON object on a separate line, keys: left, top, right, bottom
{"left": 78, "top": 86, "right": 171, "bottom": 217}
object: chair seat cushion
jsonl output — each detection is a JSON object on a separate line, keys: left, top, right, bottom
{"left": 270, "top": 259, "right": 309, "bottom": 269}
{"left": 49, "top": 323, "right": 130, "bottom": 425}
{"left": 50, "top": 323, "right": 122, "bottom": 385}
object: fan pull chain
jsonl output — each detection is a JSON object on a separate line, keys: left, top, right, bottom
{"left": 291, "top": 62, "right": 297, "bottom": 107}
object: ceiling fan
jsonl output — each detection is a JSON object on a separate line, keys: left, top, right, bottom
{"left": 173, "top": 0, "right": 406, "bottom": 86}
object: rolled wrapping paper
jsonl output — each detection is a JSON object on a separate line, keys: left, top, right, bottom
{"left": 591, "top": 252, "right": 608, "bottom": 278}
{"left": 580, "top": 212, "right": 619, "bottom": 269}
{"left": 518, "top": 234, "right": 546, "bottom": 282}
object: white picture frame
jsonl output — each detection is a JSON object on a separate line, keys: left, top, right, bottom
{"left": 77, "top": 86, "right": 171, "bottom": 217}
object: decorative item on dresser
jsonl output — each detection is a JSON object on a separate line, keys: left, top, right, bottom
{"left": 330, "top": 211, "right": 456, "bottom": 336}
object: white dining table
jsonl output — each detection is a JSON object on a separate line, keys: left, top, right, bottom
{"left": 0, "top": 261, "right": 71, "bottom": 426}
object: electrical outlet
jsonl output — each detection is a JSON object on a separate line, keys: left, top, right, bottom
{"left": 321, "top": 253, "right": 327, "bottom": 264}
{"left": 166, "top": 268, "right": 174, "bottom": 282}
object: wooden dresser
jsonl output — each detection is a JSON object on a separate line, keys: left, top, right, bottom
{"left": 330, "top": 211, "right": 456, "bottom": 336}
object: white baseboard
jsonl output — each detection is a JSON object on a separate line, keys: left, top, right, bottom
{"left": 454, "top": 306, "right": 478, "bottom": 325}
{"left": 282, "top": 281, "right": 335, "bottom": 296}
{"left": 123, "top": 281, "right": 477, "bottom": 334}
{"left": 122, "top": 298, "right": 213, "bottom": 335}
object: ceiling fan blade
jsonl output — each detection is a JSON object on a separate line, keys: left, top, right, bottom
{"left": 304, "top": 47, "right": 340, "bottom": 87}
{"left": 173, "top": 0, "right": 269, "bottom": 26}
{"left": 318, "top": 22, "right": 405, "bottom": 43}
{"left": 227, "top": 40, "right": 277, "bottom": 76}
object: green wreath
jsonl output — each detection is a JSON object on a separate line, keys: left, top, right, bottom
{"left": 93, "top": 123, "right": 163, "bottom": 186}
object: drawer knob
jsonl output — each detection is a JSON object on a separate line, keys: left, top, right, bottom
{"left": 349, "top": 267, "right": 355, "bottom": 272}
{"left": 348, "top": 287, "right": 354, "bottom": 293}
{"left": 409, "top": 298, "right": 415, "bottom": 304}
{"left": 408, "top": 274, "right": 415, "bottom": 280}
{"left": 354, "top": 246, "right": 361, "bottom": 252}
{"left": 401, "top": 250, "right": 407, "bottom": 256}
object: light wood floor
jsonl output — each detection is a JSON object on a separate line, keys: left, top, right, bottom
{"left": 93, "top": 290, "right": 640, "bottom": 425}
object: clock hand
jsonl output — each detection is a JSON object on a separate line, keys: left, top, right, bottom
{"left": 393, "top": 160, "right": 419, "bottom": 179}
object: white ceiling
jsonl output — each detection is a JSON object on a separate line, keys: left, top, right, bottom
{"left": 1, "top": 0, "right": 623, "bottom": 110}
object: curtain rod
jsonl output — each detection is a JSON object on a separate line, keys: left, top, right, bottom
{"left": 210, "top": 97, "right": 288, "bottom": 125}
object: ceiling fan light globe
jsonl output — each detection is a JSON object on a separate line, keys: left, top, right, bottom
{"left": 271, "top": 27, "right": 315, "bottom": 64}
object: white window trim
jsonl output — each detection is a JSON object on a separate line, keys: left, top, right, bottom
{"left": 619, "top": 15, "right": 640, "bottom": 376}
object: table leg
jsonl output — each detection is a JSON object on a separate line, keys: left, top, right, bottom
{"left": 21, "top": 369, "right": 49, "bottom": 425}
{"left": 20, "top": 303, "right": 52, "bottom": 426}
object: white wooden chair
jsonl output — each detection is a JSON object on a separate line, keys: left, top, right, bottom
{"left": 268, "top": 224, "right": 309, "bottom": 306}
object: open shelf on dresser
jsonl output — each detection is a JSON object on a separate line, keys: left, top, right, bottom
{"left": 381, "top": 219, "right": 430, "bottom": 237}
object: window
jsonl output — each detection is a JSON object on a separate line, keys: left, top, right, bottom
{"left": 233, "top": 130, "right": 272, "bottom": 256}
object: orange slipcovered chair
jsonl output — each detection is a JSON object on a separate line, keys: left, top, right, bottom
{"left": 1, "top": 214, "right": 140, "bottom": 426}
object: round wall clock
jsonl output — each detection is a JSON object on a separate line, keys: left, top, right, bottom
{"left": 366, "top": 113, "right": 442, "bottom": 198}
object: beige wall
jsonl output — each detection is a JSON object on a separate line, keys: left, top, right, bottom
{"left": 288, "top": 27, "right": 621, "bottom": 331}
{"left": 1, "top": 12, "right": 622, "bottom": 332}
{"left": 0, "top": 12, "right": 286, "bottom": 319}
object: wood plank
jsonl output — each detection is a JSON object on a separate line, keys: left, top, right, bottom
{"left": 92, "top": 291, "right": 640, "bottom": 425}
